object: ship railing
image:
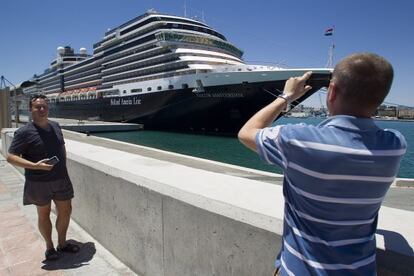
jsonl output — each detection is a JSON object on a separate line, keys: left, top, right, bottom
{"left": 155, "top": 31, "right": 243, "bottom": 58}
{"left": 102, "top": 68, "right": 196, "bottom": 87}
{"left": 209, "top": 64, "right": 283, "bottom": 73}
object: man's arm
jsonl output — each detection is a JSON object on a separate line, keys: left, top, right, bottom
{"left": 7, "top": 154, "right": 53, "bottom": 171}
{"left": 238, "top": 71, "right": 313, "bottom": 151}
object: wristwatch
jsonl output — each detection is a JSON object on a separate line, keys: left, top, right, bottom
{"left": 277, "top": 93, "right": 291, "bottom": 110}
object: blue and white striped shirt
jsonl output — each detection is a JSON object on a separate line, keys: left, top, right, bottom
{"left": 255, "top": 115, "right": 406, "bottom": 275}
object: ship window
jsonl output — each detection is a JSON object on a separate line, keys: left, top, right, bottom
{"left": 147, "top": 87, "right": 152, "bottom": 91}
{"left": 157, "top": 86, "right": 162, "bottom": 90}
{"left": 168, "top": 85, "right": 174, "bottom": 89}
{"left": 123, "top": 90, "right": 127, "bottom": 94}
{"left": 131, "top": 88, "right": 142, "bottom": 93}
{"left": 182, "top": 83, "right": 189, "bottom": 89}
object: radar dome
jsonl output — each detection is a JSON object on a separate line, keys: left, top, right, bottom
{"left": 57, "top": 46, "right": 65, "bottom": 55}
{"left": 80, "top": 47, "right": 87, "bottom": 55}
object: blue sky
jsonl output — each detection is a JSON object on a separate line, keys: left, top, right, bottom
{"left": 1, "top": 0, "right": 413, "bottom": 107}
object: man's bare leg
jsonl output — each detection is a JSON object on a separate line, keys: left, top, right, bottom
{"left": 36, "top": 203, "right": 54, "bottom": 250}
{"left": 54, "top": 199, "right": 72, "bottom": 248}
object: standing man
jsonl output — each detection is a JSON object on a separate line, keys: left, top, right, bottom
{"left": 238, "top": 53, "right": 406, "bottom": 275}
{"left": 7, "top": 94, "right": 79, "bottom": 261}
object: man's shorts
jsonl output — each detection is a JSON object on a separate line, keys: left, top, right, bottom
{"left": 23, "top": 178, "right": 74, "bottom": 206}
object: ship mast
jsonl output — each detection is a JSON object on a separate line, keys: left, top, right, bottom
{"left": 326, "top": 43, "right": 335, "bottom": 68}
{"left": 325, "top": 26, "right": 335, "bottom": 68}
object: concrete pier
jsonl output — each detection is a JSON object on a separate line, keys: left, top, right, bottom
{"left": 1, "top": 128, "right": 413, "bottom": 275}
{"left": 13, "top": 115, "right": 143, "bottom": 133}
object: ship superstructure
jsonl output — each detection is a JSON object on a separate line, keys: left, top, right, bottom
{"left": 23, "top": 10, "right": 331, "bottom": 134}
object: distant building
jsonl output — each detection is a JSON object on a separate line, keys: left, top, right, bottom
{"left": 376, "top": 105, "right": 397, "bottom": 117}
{"left": 398, "top": 108, "right": 414, "bottom": 119}
{"left": 288, "top": 112, "right": 310, "bottom": 118}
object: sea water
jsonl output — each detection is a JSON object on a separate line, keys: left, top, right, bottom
{"left": 95, "top": 118, "right": 414, "bottom": 178}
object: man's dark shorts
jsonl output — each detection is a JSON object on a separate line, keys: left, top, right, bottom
{"left": 23, "top": 178, "right": 74, "bottom": 206}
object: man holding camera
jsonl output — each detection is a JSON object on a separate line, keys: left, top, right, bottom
{"left": 7, "top": 94, "right": 79, "bottom": 261}
{"left": 239, "top": 53, "right": 406, "bottom": 275}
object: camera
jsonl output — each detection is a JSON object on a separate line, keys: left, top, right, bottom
{"left": 306, "top": 73, "right": 332, "bottom": 88}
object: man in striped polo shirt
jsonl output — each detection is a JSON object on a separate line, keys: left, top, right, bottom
{"left": 238, "top": 53, "right": 406, "bottom": 275}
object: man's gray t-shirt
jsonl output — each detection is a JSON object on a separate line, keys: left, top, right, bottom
{"left": 8, "top": 121, "right": 70, "bottom": 182}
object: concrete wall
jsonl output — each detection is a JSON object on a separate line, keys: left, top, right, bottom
{"left": 1, "top": 129, "right": 413, "bottom": 275}
{"left": 1, "top": 128, "right": 24, "bottom": 174}
{"left": 69, "top": 158, "right": 280, "bottom": 275}
{"left": 1, "top": 128, "right": 14, "bottom": 158}
{"left": 65, "top": 138, "right": 283, "bottom": 275}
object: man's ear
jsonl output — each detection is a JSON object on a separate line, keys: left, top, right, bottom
{"left": 327, "top": 82, "right": 338, "bottom": 104}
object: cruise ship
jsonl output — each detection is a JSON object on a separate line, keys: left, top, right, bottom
{"left": 22, "top": 10, "right": 332, "bottom": 134}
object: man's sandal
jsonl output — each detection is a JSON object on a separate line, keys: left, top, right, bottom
{"left": 45, "top": 248, "right": 59, "bottom": 261}
{"left": 57, "top": 243, "right": 80, "bottom": 253}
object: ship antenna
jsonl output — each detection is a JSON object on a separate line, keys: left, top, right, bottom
{"left": 324, "top": 26, "right": 335, "bottom": 68}
{"left": 184, "top": 1, "right": 187, "bottom": 17}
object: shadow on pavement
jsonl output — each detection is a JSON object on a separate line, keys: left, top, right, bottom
{"left": 41, "top": 239, "right": 96, "bottom": 270}
{"left": 376, "top": 229, "right": 414, "bottom": 275}
{"left": 376, "top": 229, "right": 414, "bottom": 257}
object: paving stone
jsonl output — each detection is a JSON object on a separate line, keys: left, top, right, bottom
{"left": 0, "top": 203, "right": 19, "bottom": 213}
{"left": 0, "top": 267, "right": 11, "bottom": 275}
{"left": 5, "top": 240, "right": 44, "bottom": 266}
{"left": 9, "top": 259, "right": 61, "bottom": 276}
{"left": 0, "top": 223, "right": 35, "bottom": 240}
{"left": 0, "top": 250, "right": 7, "bottom": 269}
{"left": 1, "top": 231, "right": 40, "bottom": 252}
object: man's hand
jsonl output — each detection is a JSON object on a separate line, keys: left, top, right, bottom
{"left": 238, "top": 71, "right": 313, "bottom": 152}
{"left": 284, "top": 71, "right": 313, "bottom": 101}
{"left": 6, "top": 154, "right": 53, "bottom": 171}
{"left": 35, "top": 159, "right": 54, "bottom": 171}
